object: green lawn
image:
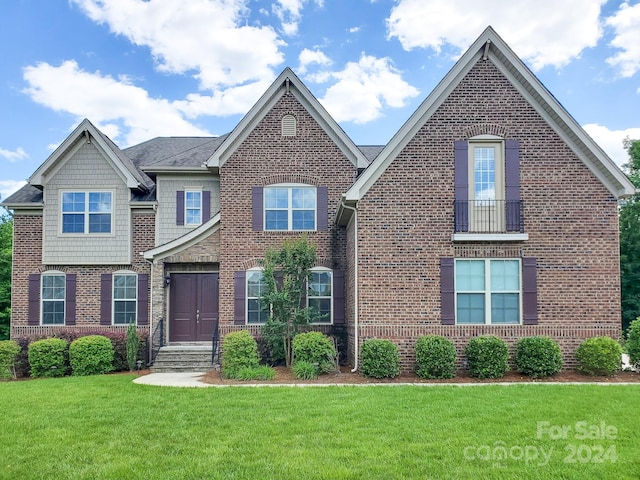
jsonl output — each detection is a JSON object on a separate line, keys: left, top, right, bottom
{"left": 1, "top": 376, "right": 639, "bottom": 479}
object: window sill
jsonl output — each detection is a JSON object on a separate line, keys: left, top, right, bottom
{"left": 452, "top": 233, "right": 529, "bottom": 242}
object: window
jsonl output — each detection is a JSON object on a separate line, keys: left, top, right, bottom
{"left": 264, "top": 185, "right": 316, "bottom": 231}
{"left": 113, "top": 273, "right": 137, "bottom": 325}
{"left": 246, "top": 269, "right": 269, "bottom": 324}
{"left": 469, "top": 141, "right": 504, "bottom": 231}
{"left": 308, "top": 268, "right": 332, "bottom": 324}
{"left": 42, "top": 273, "right": 65, "bottom": 325}
{"left": 62, "top": 191, "right": 112, "bottom": 234}
{"left": 185, "top": 191, "right": 202, "bottom": 226}
{"left": 455, "top": 259, "right": 520, "bottom": 324}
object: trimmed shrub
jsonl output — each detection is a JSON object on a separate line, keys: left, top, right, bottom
{"left": 360, "top": 339, "right": 400, "bottom": 379}
{"left": 465, "top": 335, "right": 509, "bottom": 379}
{"left": 626, "top": 318, "right": 640, "bottom": 368}
{"left": 292, "top": 360, "right": 318, "bottom": 380}
{"left": 222, "top": 331, "right": 260, "bottom": 378}
{"left": 292, "top": 331, "right": 336, "bottom": 373}
{"left": 126, "top": 323, "right": 140, "bottom": 371}
{"left": 576, "top": 336, "right": 622, "bottom": 376}
{"left": 0, "top": 340, "right": 21, "bottom": 379}
{"left": 515, "top": 336, "right": 563, "bottom": 378}
{"left": 69, "top": 335, "right": 115, "bottom": 376}
{"left": 29, "top": 338, "right": 69, "bottom": 377}
{"left": 415, "top": 335, "right": 457, "bottom": 379}
{"left": 234, "top": 365, "right": 276, "bottom": 381}
{"left": 260, "top": 320, "right": 286, "bottom": 365}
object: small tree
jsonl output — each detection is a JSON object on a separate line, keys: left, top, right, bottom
{"left": 126, "top": 323, "right": 140, "bottom": 371}
{"left": 260, "top": 237, "right": 317, "bottom": 367}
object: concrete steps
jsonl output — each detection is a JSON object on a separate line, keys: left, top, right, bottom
{"left": 150, "top": 345, "right": 217, "bottom": 373}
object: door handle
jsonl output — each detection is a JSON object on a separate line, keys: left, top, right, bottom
{"left": 196, "top": 309, "right": 200, "bottom": 324}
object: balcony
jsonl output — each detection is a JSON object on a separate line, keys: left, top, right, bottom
{"left": 453, "top": 200, "right": 527, "bottom": 241}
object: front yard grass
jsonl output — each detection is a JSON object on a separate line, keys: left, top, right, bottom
{"left": 1, "top": 375, "right": 639, "bottom": 479}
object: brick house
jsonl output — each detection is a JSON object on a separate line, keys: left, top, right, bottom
{"left": 3, "top": 27, "right": 634, "bottom": 371}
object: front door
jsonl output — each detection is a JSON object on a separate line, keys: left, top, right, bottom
{"left": 169, "top": 273, "right": 219, "bottom": 342}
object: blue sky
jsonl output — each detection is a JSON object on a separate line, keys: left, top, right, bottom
{"left": 2, "top": 0, "right": 640, "bottom": 201}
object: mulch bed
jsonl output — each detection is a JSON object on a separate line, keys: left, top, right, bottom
{"left": 199, "top": 366, "right": 640, "bottom": 386}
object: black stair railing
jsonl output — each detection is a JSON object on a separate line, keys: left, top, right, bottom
{"left": 149, "top": 317, "right": 164, "bottom": 366}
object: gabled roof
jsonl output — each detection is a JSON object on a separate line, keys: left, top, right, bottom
{"left": 343, "top": 26, "right": 635, "bottom": 205}
{"left": 29, "top": 119, "right": 153, "bottom": 191}
{"left": 143, "top": 213, "right": 220, "bottom": 261}
{"left": 206, "top": 67, "right": 369, "bottom": 170}
{"left": 1, "top": 184, "right": 43, "bottom": 208}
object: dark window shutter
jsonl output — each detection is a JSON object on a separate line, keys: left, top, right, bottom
{"left": 28, "top": 274, "right": 41, "bottom": 326}
{"left": 137, "top": 274, "right": 149, "bottom": 326}
{"left": 100, "top": 274, "right": 112, "bottom": 325}
{"left": 440, "top": 258, "right": 455, "bottom": 325}
{"left": 332, "top": 270, "right": 345, "bottom": 324}
{"left": 454, "top": 141, "right": 469, "bottom": 232}
{"left": 66, "top": 274, "right": 76, "bottom": 325}
{"left": 317, "top": 186, "right": 328, "bottom": 231}
{"left": 234, "top": 271, "right": 246, "bottom": 325}
{"left": 176, "top": 191, "right": 185, "bottom": 226}
{"left": 505, "top": 140, "right": 521, "bottom": 232}
{"left": 202, "top": 190, "right": 211, "bottom": 223}
{"left": 522, "top": 257, "right": 538, "bottom": 325}
{"left": 252, "top": 187, "right": 263, "bottom": 231}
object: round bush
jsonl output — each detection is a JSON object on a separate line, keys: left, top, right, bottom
{"left": 292, "top": 332, "right": 336, "bottom": 373}
{"left": 626, "top": 318, "right": 640, "bottom": 368}
{"left": 415, "top": 335, "right": 457, "bottom": 379}
{"left": 464, "top": 335, "right": 509, "bottom": 379}
{"left": 515, "top": 336, "right": 563, "bottom": 378}
{"left": 0, "top": 340, "right": 21, "bottom": 379}
{"left": 222, "top": 331, "right": 260, "bottom": 378}
{"left": 576, "top": 336, "right": 622, "bottom": 376}
{"left": 29, "top": 338, "right": 69, "bottom": 378}
{"left": 69, "top": 335, "right": 115, "bottom": 376}
{"left": 360, "top": 339, "right": 400, "bottom": 379}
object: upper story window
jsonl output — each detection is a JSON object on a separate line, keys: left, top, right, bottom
{"left": 42, "top": 272, "right": 65, "bottom": 325}
{"left": 246, "top": 268, "right": 269, "bottom": 324}
{"left": 469, "top": 141, "right": 504, "bottom": 232}
{"left": 308, "top": 268, "right": 333, "bottom": 324}
{"left": 455, "top": 259, "right": 520, "bottom": 325}
{"left": 264, "top": 185, "right": 316, "bottom": 231}
{"left": 113, "top": 273, "right": 137, "bottom": 325}
{"left": 62, "top": 191, "right": 112, "bottom": 234}
{"left": 185, "top": 190, "right": 202, "bottom": 226}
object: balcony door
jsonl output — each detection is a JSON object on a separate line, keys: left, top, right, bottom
{"left": 469, "top": 142, "right": 504, "bottom": 233}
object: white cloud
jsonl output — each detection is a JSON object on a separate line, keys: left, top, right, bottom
{"left": 387, "top": 0, "right": 606, "bottom": 70}
{"left": 0, "top": 180, "right": 27, "bottom": 201}
{"left": 23, "top": 60, "right": 212, "bottom": 146}
{"left": 0, "top": 147, "right": 28, "bottom": 162}
{"left": 298, "top": 48, "right": 332, "bottom": 74}
{"left": 71, "top": 0, "right": 285, "bottom": 90}
{"left": 605, "top": 1, "right": 640, "bottom": 78}
{"left": 583, "top": 123, "right": 640, "bottom": 167}
{"left": 319, "top": 55, "right": 420, "bottom": 124}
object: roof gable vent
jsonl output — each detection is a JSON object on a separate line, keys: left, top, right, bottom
{"left": 282, "top": 114, "right": 296, "bottom": 137}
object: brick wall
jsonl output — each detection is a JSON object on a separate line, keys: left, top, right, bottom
{"left": 11, "top": 211, "right": 154, "bottom": 336}
{"left": 218, "top": 92, "right": 356, "bottom": 334}
{"left": 354, "top": 58, "right": 622, "bottom": 371}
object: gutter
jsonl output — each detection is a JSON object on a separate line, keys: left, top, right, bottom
{"left": 340, "top": 199, "right": 359, "bottom": 372}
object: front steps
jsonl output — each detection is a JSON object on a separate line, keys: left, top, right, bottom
{"left": 150, "top": 345, "right": 217, "bottom": 373}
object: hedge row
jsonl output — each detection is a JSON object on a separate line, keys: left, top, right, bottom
{"left": 11, "top": 328, "right": 149, "bottom": 378}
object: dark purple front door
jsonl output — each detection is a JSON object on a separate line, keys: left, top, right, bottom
{"left": 169, "top": 273, "right": 219, "bottom": 342}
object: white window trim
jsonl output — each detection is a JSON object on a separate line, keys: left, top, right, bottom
{"left": 112, "top": 271, "right": 138, "bottom": 325}
{"left": 246, "top": 267, "right": 268, "bottom": 325}
{"left": 454, "top": 259, "right": 522, "bottom": 325}
{"left": 184, "top": 189, "right": 203, "bottom": 227}
{"left": 308, "top": 267, "right": 333, "bottom": 325}
{"left": 41, "top": 271, "right": 65, "bottom": 326}
{"left": 263, "top": 184, "right": 317, "bottom": 232}
{"left": 60, "top": 189, "right": 114, "bottom": 236}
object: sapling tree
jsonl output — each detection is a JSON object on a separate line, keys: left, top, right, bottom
{"left": 260, "top": 237, "right": 317, "bottom": 367}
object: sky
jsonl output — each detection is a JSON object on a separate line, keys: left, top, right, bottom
{"left": 1, "top": 0, "right": 640, "bottom": 201}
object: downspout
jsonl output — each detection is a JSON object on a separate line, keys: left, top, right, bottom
{"left": 340, "top": 199, "right": 359, "bottom": 372}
